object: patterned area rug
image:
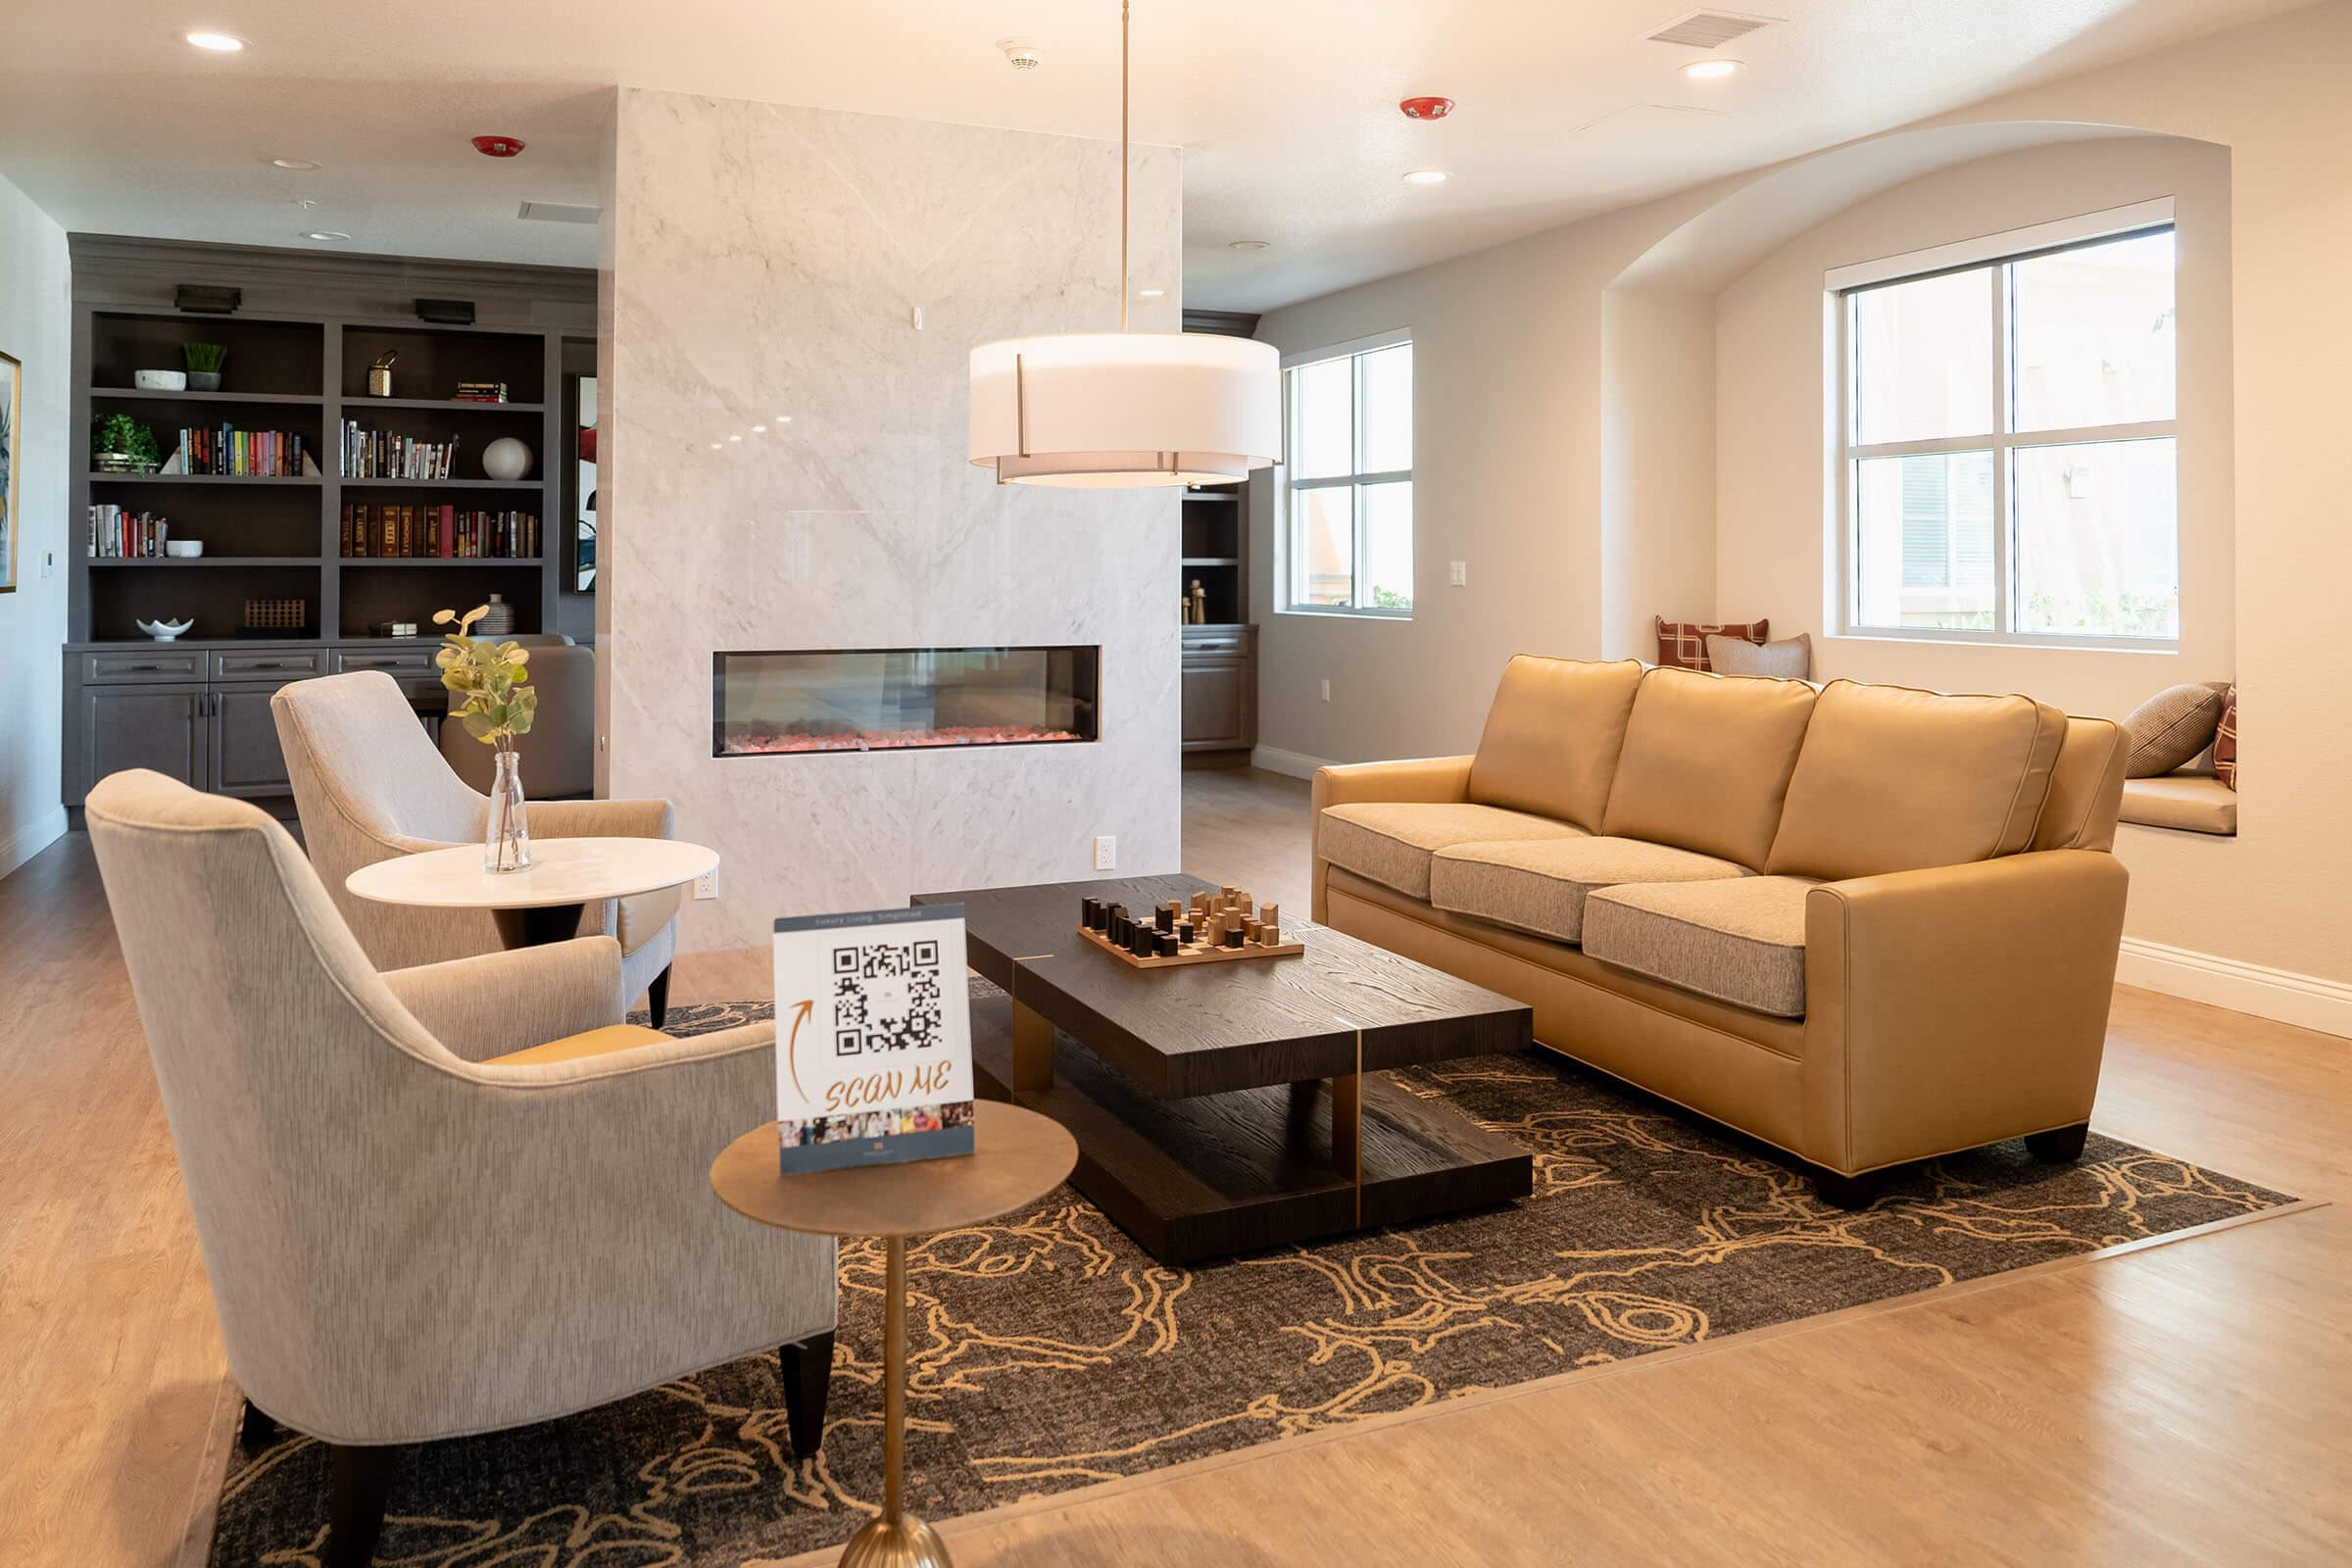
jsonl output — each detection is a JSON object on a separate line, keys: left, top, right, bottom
{"left": 206, "top": 988, "right": 2293, "bottom": 1567}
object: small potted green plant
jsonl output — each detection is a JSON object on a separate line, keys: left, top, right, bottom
{"left": 91, "top": 412, "right": 162, "bottom": 475}
{"left": 435, "top": 604, "right": 538, "bottom": 871}
{"left": 180, "top": 342, "right": 227, "bottom": 392}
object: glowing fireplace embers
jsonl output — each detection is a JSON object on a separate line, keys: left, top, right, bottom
{"left": 712, "top": 647, "right": 1100, "bottom": 758}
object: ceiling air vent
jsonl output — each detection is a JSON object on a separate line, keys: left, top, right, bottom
{"left": 1643, "top": 9, "right": 1776, "bottom": 49}
{"left": 517, "top": 200, "right": 601, "bottom": 224}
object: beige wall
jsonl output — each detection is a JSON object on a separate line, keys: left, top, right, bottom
{"left": 1253, "top": 0, "right": 2352, "bottom": 1014}
{"left": 1603, "top": 290, "right": 1718, "bottom": 662}
{"left": 1714, "top": 134, "right": 2233, "bottom": 721}
{"left": 0, "top": 172, "right": 69, "bottom": 878}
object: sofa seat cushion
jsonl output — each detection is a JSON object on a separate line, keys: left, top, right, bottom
{"left": 1319, "top": 803, "right": 1586, "bottom": 899}
{"left": 2119, "top": 774, "right": 2238, "bottom": 836}
{"left": 1430, "top": 836, "right": 1751, "bottom": 945}
{"left": 1582, "top": 876, "right": 1821, "bottom": 1018}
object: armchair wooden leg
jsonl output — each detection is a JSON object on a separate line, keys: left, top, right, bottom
{"left": 239, "top": 1396, "right": 277, "bottom": 1449}
{"left": 324, "top": 1444, "right": 400, "bottom": 1568}
{"left": 1811, "top": 1167, "right": 1886, "bottom": 1210}
{"left": 648, "top": 964, "right": 673, "bottom": 1031}
{"left": 2026, "top": 1121, "right": 2091, "bottom": 1163}
{"left": 779, "top": 1331, "right": 836, "bottom": 1460}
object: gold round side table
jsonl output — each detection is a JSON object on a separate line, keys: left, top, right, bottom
{"left": 710, "top": 1101, "right": 1078, "bottom": 1568}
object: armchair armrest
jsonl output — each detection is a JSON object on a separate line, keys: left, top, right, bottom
{"left": 382, "top": 936, "right": 627, "bottom": 1062}
{"left": 528, "top": 796, "right": 676, "bottom": 842}
{"left": 1802, "top": 850, "right": 2129, "bottom": 1173}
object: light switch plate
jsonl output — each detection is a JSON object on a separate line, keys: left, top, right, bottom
{"left": 1448, "top": 560, "right": 1467, "bottom": 587}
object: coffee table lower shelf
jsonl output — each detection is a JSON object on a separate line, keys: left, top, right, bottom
{"left": 970, "top": 995, "right": 1533, "bottom": 1263}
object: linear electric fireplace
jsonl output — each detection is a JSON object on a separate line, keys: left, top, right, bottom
{"left": 713, "top": 646, "right": 1101, "bottom": 756}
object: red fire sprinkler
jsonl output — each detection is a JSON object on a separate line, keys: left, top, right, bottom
{"left": 1398, "top": 96, "right": 1454, "bottom": 121}
{"left": 470, "top": 134, "right": 527, "bottom": 158}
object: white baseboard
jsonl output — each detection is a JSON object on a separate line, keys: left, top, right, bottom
{"left": 0, "top": 806, "right": 69, "bottom": 884}
{"left": 2116, "top": 936, "right": 2352, "bottom": 1040}
{"left": 1250, "top": 745, "right": 1339, "bottom": 781}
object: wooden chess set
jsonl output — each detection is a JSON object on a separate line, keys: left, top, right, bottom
{"left": 1076, "top": 887, "right": 1303, "bottom": 969}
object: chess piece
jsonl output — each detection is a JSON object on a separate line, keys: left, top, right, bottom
{"left": 1155, "top": 931, "right": 1180, "bottom": 957}
{"left": 1224, "top": 926, "right": 1245, "bottom": 949}
{"left": 1177, "top": 921, "right": 1195, "bottom": 945}
{"left": 1260, "top": 903, "right": 1280, "bottom": 936}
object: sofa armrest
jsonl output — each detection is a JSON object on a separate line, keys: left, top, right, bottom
{"left": 1802, "top": 849, "right": 2129, "bottom": 1174}
{"left": 528, "top": 796, "right": 676, "bottom": 842}
{"left": 1309, "top": 756, "right": 1474, "bottom": 920}
{"left": 1310, "top": 755, "right": 1475, "bottom": 815}
{"left": 382, "top": 936, "right": 627, "bottom": 1062}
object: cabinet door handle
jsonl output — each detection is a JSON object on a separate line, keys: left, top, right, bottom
{"left": 127, "top": 662, "right": 164, "bottom": 672}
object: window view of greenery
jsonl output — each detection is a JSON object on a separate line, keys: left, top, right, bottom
{"left": 1286, "top": 339, "right": 1412, "bottom": 614}
{"left": 1847, "top": 227, "right": 2178, "bottom": 641}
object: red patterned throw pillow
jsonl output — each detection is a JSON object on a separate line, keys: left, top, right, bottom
{"left": 1654, "top": 616, "right": 1769, "bottom": 672}
{"left": 2213, "top": 683, "right": 2237, "bottom": 790}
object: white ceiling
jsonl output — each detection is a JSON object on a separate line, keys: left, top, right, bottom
{"left": 0, "top": 0, "right": 2299, "bottom": 312}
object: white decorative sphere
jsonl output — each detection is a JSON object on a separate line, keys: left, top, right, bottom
{"left": 481, "top": 437, "right": 534, "bottom": 481}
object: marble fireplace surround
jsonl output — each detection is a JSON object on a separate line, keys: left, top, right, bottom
{"left": 599, "top": 88, "right": 1185, "bottom": 952}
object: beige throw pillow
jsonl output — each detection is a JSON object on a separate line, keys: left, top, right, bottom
{"left": 1706, "top": 632, "right": 1812, "bottom": 680}
{"left": 2122, "top": 682, "right": 2228, "bottom": 778}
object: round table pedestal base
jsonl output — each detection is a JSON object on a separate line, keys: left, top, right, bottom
{"left": 838, "top": 1513, "right": 951, "bottom": 1568}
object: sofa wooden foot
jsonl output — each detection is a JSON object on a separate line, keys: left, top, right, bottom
{"left": 780, "top": 1331, "right": 835, "bottom": 1459}
{"left": 238, "top": 1396, "right": 277, "bottom": 1449}
{"left": 2026, "top": 1122, "right": 2090, "bottom": 1163}
{"left": 1812, "top": 1168, "right": 1885, "bottom": 1210}
{"left": 324, "top": 1444, "right": 400, "bottom": 1568}
{"left": 648, "top": 964, "right": 672, "bottom": 1032}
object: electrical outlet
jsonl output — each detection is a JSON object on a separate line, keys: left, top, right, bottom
{"left": 1094, "top": 835, "right": 1117, "bottom": 870}
{"left": 1447, "top": 560, "right": 1467, "bottom": 587}
{"left": 693, "top": 870, "right": 718, "bottom": 901}
{"left": 1319, "top": 678, "right": 1332, "bottom": 702}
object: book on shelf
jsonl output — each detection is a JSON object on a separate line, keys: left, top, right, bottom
{"left": 451, "top": 381, "right": 510, "bottom": 404}
{"left": 161, "top": 425, "right": 310, "bottom": 477}
{"left": 339, "top": 420, "right": 461, "bottom": 479}
{"left": 339, "top": 501, "right": 542, "bottom": 561}
{"left": 86, "top": 504, "right": 171, "bottom": 559}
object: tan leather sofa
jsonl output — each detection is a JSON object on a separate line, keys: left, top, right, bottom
{"left": 1311, "top": 657, "right": 2132, "bottom": 1205}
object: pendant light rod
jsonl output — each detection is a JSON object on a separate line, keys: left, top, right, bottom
{"left": 1119, "top": 0, "right": 1131, "bottom": 332}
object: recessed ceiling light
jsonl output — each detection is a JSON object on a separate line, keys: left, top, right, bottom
{"left": 1681, "top": 59, "right": 1741, "bottom": 79}
{"left": 710, "top": 442, "right": 722, "bottom": 451}
{"left": 303, "top": 230, "right": 350, "bottom": 242}
{"left": 1402, "top": 170, "right": 1450, "bottom": 185}
{"left": 1138, "top": 286, "right": 1166, "bottom": 298}
{"left": 270, "top": 157, "right": 319, "bottom": 171}
{"left": 775, "top": 415, "right": 793, "bottom": 422}
{"left": 751, "top": 424, "right": 767, "bottom": 433}
{"left": 1228, "top": 239, "right": 1271, "bottom": 252}
{"left": 728, "top": 433, "right": 742, "bottom": 442}
{"left": 184, "top": 30, "right": 245, "bottom": 51}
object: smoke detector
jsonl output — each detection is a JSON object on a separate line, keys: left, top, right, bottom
{"left": 1399, "top": 96, "right": 1455, "bottom": 121}
{"left": 470, "top": 134, "right": 526, "bottom": 158}
{"left": 998, "top": 37, "right": 1043, "bottom": 71}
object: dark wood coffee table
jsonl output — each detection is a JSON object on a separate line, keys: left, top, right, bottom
{"left": 911, "top": 874, "right": 1534, "bottom": 1262}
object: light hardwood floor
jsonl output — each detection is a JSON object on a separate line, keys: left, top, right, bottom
{"left": 3, "top": 768, "right": 2343, "bottom": 1568}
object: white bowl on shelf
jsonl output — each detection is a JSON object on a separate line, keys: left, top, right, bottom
{"left": 135, "top": 617, "right": 196, "bottom": 642}
{"left": 133, "top": 369, "right": 189, "bottom": 391}
{"left": 165, "top": 540, "right": 205, "bottom": 558}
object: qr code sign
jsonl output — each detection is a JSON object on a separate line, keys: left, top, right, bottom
{"left": 829, "top": 939, "right": 944, "bottom": 1055}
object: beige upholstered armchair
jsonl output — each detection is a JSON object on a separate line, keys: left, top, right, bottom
{"left": 272, "top": 668, "right": 681, "bottom": 1024}
{"left": 86, "top": 770, "right": 835, "bottom": 1568}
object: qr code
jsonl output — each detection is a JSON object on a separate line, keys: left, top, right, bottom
{"left": 830, "top": 939, "right": 943, "bottom": 1055}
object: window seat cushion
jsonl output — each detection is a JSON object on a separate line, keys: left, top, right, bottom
{"left": 2119, "top": 774, "right": 2238, "bottom": 836}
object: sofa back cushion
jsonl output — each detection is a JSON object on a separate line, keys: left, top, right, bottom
{"left": 1766, "top": 680, "right": 2067, "bottom": 880}
{"left": 1468, "top": 656, "right": 1645, "bottom": 831}
{"left": 1598, "top": 667, "right": 1818, "bottom": 868}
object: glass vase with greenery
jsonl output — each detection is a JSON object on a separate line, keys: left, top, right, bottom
{"left": 435, "top": 604, "right": 539, "bottom": 871}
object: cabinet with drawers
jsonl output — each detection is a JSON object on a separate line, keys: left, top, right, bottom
{"left": 61, "top": 641, "right": 441, "bottom": 816}
{"left": 1180, "top": 623, "right": 1257, "bottom": 755}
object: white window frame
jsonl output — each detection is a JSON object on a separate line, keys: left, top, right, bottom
{"left": 1832, "top": 198, "right": 2180, "bottom": 651}
{"left": 1278, "top": 328, "right": 1413, "bottom": 619}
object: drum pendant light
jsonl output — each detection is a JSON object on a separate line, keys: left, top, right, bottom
{"left": 968, "top": 0, "right": 1279, "bottom": 487}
